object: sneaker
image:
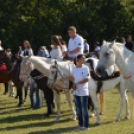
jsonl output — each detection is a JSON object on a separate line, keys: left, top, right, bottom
{"left": 74, "top": 126, "right": 82, "bottom": 130}
{"left": 81, "top": 127, "right": 89, "bottom": 131}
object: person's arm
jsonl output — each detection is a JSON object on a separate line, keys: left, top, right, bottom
{"left": 69, "top": 47, "right": 81, "bottom": 54}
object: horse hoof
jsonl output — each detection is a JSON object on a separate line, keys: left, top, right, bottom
{"left": 18, "top": 103, "right": 23, "bottom": 108}
{"left": 115, "top": 119, "right": 120, "bottom": 122}
{"left": 55, "top": 120, "right": 59, "bottom": 122}
{"left": 100, "top": 112, "right": 103, "bottom": 115}
{"left": 90, "top": 114, "right": 95, "bottom": 118}
{"left": 125, "top": 116, "right": 129, "bottom": 120}
{"left": 95, "top": 123, "right": 100, "bottom": 125}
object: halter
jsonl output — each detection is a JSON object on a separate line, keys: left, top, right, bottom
{"left": 49, "top": 60, "right": 72, "bottom": 90}
{"left": 20, "top": 62, "right": 32, "bottom": 78}
{"left": 123, "top": 76, "right": 132, "bottom": 80}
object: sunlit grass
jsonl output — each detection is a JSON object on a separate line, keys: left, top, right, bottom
{"left": 0, "top": 84, "right": 134, "bottom": 134}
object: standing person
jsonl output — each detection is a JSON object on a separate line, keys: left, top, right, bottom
{"left": 90, "top": 41, "right": 100, "bottom": 58}
{"left": 18, "top": 46, "right": 24, "bottom": 56}
{"left": 62, "top": 54, "right": 90, "bottom": 131}
{"left": 0, "top": 40, "right": 3, "bottom": 50}
{"left": 30, "top": 78, "right": 42, "bottom": 109}
{"left": 64, "top": 26, "right": 83, "bottom": 60}
{"left": 125, "top": 35, "right": 134, "bottom": 51}
{"left": 6, "top": 48, "right": 12, "bottom": 58}
{"left": 121, "top": 37, "right": 126, "bottom": 46}
{"left": 37, "top": 46, "right": 45, "bottom": 57}
{"left": 43, "top": 46, "right": 49, "bottom": 57}
{"left": 58, "top": 35, "right": 67, "bottom": 52}
{"left": 50, "top": 35, "right": 63, "bottom": 59}
{"left": 23, "top": 40, "right": 33, "bottom": 56}
{"left": 83, "top": 39, "right": 89, "bottom": 53}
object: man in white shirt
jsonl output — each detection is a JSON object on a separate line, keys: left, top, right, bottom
{"left": 83, "top": 39, "right": 89, "bottom": 53}
{"left": 18, "top": 46, "right": 24, "bottom": 56}
{"left": 64, "top": 26, "right": 84, "bottom": 60}
{"left": 0, "top": 40, "right": 3, "bottom": 50}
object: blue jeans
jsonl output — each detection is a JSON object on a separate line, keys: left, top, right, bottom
{"left": 30, "top": 82, "right": 42, "bottom": 109}
{"left": 74, "top": 95, "right": 89, "bottom": 128}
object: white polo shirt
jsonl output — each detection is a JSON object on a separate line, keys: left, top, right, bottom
{"left": 73, "top": 65, "right": 90, "bottom": 96}
{"left": 68, "top": 35, "right": 84, "bottom": 59}
{"left": 95, "top": 46, "right": 100, "bottom": 52}
{"left": 84, "top": 43, "right": 89, "bottom": 52}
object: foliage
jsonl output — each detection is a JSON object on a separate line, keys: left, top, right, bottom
{"left": 0, "top": 0, "right": 134, "bottom": 53}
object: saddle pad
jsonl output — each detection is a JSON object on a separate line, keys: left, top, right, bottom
{"left": 0, "top": 64, "right": 7, "bottom": 73}
{"left": 90, "top": 71, "right": 121, "bottom": 81}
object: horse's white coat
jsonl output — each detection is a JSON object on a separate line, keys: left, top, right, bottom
{"left": 48, "top": 58, "right": 129, "bottom": 124}
{"left": 97, "top": 41, "right": 134, "bottom": 97}
{"left": 19, "top": 56, "right": 76, "bottom": 122}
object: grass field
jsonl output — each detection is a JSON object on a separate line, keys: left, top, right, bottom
{"left": 0, "top": 85, "right": 134, "bottom": 134}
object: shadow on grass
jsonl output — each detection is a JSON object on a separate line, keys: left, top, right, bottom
{"left": 0, "top": 118, "right": 73, "bottom": 131}
{"left": 28, "top": 126, "right": 78, "bottom": 134}
{"left": 0, "top": 107, "right": 31, "bottom": 115}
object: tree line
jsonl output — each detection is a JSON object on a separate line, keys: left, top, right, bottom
{"left": 0, "top": 0, "right": 134, "bottom": 54}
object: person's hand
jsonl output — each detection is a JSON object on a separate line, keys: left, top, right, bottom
{"left": 73, "top": 83, "right": 78, "bottom": 88}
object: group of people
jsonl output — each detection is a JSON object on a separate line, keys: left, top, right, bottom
{"left": 0, "top": 26, "right": 133, "bottom": 131}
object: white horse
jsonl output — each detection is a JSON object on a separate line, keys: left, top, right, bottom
{"left": 96, "top": 40, "right": 134, "bottom": 97}
{"left": 47, "top": 58, "right": 130, "bottom": 125}
{"left": 19, "top": 56, "right": 76, "bottom": 122}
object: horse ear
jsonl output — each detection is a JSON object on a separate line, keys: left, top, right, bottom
{"left": 109, "top": 39, "right": 116, "bottom": 48}
{"left": 102, "top": 40, "right": 106, "bottom": 45}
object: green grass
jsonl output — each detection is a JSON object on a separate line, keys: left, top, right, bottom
{"left": 0, "top": 85, "right": 134, "bottom": 134}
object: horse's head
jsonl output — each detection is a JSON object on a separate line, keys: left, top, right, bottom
{"left": 23, "top": 76, "right": 31, "bottom": 90}
{"left": 47, "top": 61, "right": 63, "bottom": 89}
{"left": 96, "top": 40, "right": 116, "bottom": 76}
{"left": 19, "top": 56, "right": 34, "bottom": 82}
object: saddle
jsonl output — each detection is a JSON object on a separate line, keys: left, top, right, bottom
{"left": 0, "top": 64, "right": 7, "bottom": 73}
{"left": 86, "top": 59, "right": 121, "bottom": 93}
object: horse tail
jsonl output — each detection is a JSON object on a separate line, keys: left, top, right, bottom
{"left": 100, "top": 92, "right": 105, "bottom": 113}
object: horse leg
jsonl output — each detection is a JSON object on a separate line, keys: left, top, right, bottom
{"left": 53, "top": 90, "right": 61, "bottom": 122}
{"left": 9, "top": 81, "right": 14, "bottom": 97}
{"left": 116, "top": 84, "right": 130, "bottom": 121}
{"left": 4, "top": 83, "right": 8, "bottom": 95}
{"left": 88, "top": 95, "right": 95, "bottom": 117}
{"left": 65, "top": 90, "right": 76, "bottom": 121}
{"left": 17, "top": 88, "right": 23, "bottom": 107}
{"left": 100, "top": 92, "right": 105, "bottom": 115}
{"left": 24, "top": 89, "right": 28, "bottom": 102}
{"left": 90, "top": 92, "right": 101, "bottom": 125}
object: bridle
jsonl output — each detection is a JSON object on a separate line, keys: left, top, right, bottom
{"left": 49, "top": 60, "right": 72, "bottom": 90}
{"left": 20, "top": 62, "right": 32, "bottom": 78}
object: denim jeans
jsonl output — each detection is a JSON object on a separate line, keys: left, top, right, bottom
{"left": 74, "top": 95, "right": 89, "bottom": 128}
{"left": 30, "top": 82, "right": 42, "bottom": 109}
